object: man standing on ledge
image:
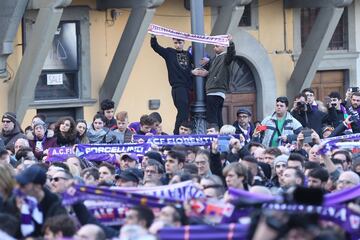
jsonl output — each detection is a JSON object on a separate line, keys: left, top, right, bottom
{"left": 150, "top": 35, "right": 193, "bottom": 135}
{"left": 192, "top": 35, "right": 235, "bottom": 129}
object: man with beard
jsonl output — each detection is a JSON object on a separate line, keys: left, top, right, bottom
{"left": 151, "top": 35, "right": 193, "bottom": 135}
{"left": 280, "top": 167, "right": 305, "bottom": 193}
{"left": 346, "top": 91, "right": 360, "bottom": 133}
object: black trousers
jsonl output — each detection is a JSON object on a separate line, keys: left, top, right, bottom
{"left": 171, "top": 87, "right": 189, "bottom": 134}
{"left": 206, "top": 95, "right": 224, "bottom": 128}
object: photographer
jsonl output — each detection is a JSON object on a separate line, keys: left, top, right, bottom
{"left": 323, "top": 91, "right": 346, "bottom": 128}
{"left": 290, "top": 93, "right": 325, "bottom": 136}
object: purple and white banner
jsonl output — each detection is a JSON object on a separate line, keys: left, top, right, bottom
{"left": 158, "top": 223, "right": 249, "bottom": 240}
{"left": 63, "top": 181, "right": 204, "bottom": 226}
{"left": 319, "top": 133, "right": 360, "bottom": 154}
{"left": 76, "top": 143, "right": 151, "bottom": 155}
{"left": 134, "top": 134, "right": 239, "bottom": 147}
{"left": 47, "top": 147, "right": 75, "bottom": 162}
{"left": 112, "top": 180, "right": 205, "bottom": 201}
{"left": 264, "top": 203, "right": 360, "bottom": 237}
{"left": 228, "top": 186, "right": 360, "bottom": 238}
{"left": 148, "top": 24, "right": 230, "bottom": 47}
{"left": 47, "top": 143, "right": 151, "bottom": 163}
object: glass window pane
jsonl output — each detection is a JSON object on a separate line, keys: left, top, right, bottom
{"left": 35, "top": 72, "right": 79, "bottom": 100}
{"left": 239, "top": 4, "right": 252, "bottom": 27}
{"left": 43, "top": 22, "right": 79, "bottom": 70}
{"left": 301, "top": 8, "right": 348, "bottom": 50}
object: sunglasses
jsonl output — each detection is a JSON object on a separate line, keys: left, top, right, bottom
{"left": 49, "top": 177, "right": 68, "bottom": 182}
{"left": 202, "top": 184, "right": 223, "bottom": 190}
{"left": 2, "top": 120, "right": 11, "bottom": 123}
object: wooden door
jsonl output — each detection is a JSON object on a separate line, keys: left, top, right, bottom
{"left": 311, "top": 70, "right": 346, "bottom": 101}
{"left": 222, "top": 57, "right": 257, "bottom": 125}
{"left": 223, "top": 93, "right": 257, "bottom": 125}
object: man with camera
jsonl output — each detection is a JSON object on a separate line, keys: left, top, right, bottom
{"left": 290, "top": 93, "right": 325, "bottom": 136}
{"left": 323, "top": 91, "right": 346, "bottom": 128}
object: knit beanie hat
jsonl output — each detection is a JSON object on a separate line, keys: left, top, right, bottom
{"left": 33, "top": 119, "right": 47, "bottom": 131}
{"left": 2, "top": 112, "right": 17, "bottom": 124}
{"left": 273, "top": 154, "right": 289, "bottom": 167}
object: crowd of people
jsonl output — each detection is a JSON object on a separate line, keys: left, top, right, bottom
{"left": 0, "top": 86, "right": 359, "bottom": 240}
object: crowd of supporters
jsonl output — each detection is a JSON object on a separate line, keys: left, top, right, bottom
{"left": 0, "top": 89, "right": 359, "bottom": 240}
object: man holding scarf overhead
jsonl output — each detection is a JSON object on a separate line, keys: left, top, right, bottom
{"left": 150, "top": 35, "right": 193, "bottom": 135}
{"left": 192, "top": 35, "right": 235, "bottom": 129}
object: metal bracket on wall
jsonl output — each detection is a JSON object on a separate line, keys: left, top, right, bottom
{"left": 97, "top": 0, "right": 164, "bottom": 108}
{"left": 0, "top": 0, "right": 29, "bottom": 79}
{"left": 8, "top": 0, "right": 71, "bottom": 122}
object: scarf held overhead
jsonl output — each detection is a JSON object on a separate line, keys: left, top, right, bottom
{"left": 148, "top": 24, "right": 230, "bottom": 47}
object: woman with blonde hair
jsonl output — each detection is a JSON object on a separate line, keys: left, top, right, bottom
{"left": 0, "top": 163, "right": 15, "bottom": 200}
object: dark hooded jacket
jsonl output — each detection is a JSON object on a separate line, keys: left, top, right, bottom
{"left": 0, "top": 122, "right": 26, "bottom": 150}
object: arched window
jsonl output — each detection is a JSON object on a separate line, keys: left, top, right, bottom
{"left": 228, "top": 57, "right": 256, "bottom": 93}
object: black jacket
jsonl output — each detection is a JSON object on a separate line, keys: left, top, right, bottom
{"left": 232, "top": 122, "right": 255, "bottom": 144}
{"left": 72, "top": 202, "right": 119, "bottom": 238}
{"left": 205, "top": 42, "right": 236, "bottom": 94}
{"left": 151, "top": 36, "right": 193, "bottom": 89}
{"left": 291, "top": 107, "right": 326, "bottom": 135}
{"left": 323, "top": 106, "right": 345, "bottom": 128}
{"left": 0, "top": 124, "right": 26, "bottom": 150}
{"left": 0, "top": 188, "right": 67, "bottom": 238}
{"left": 32, "top": 188, "right": 68, "bottom": 236}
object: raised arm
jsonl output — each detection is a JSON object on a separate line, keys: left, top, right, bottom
{"left": 225, "top": 35, "right": 236, "bottom": 65}
{"left": 150, "top": 35, "right": 168, "bottom": 58}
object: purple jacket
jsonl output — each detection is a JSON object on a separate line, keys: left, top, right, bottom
{"left": 128, "top": 122, "right": 157, "bottom": 135}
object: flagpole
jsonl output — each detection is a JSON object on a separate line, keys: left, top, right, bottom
{"left": 190, "top": 0, "right": 207, "bottom": 134}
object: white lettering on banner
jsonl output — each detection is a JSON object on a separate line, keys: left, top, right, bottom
{"left": 84, "top": 146, "right": 145, "bottom": 154}
{"left": 111, "top": 180, "right": 204, "bottom": 201}
{"left": 51, "top": 147, "right": 74, "bottom": 155}
{"left": 266, "top": 204, "right": 349, "bottom": 224}
{"left": 350, "top": 215, "right": 360, "bottom": 229}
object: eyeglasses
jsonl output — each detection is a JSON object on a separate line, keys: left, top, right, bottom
{"left": 202, "top": 184, "right": 223, "bottom": 190}
{"left": 50, "top": 177, "right": 68, "bottom": 182}
{"left": 237, "top": 115, "right": 249, "bottom": 119}
{"left": 2, "top": 120, "right": 11, "bottom": 123}
{"left": 337, "top": 180, "right": 355, "bottom": 185}
{"left": 306, "top": 93, "right": 314, "bottom": 97}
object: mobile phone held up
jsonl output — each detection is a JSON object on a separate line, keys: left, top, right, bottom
{"left": 218, "top": 135, "right": 231, "bottom": 153}
{"left": 302, "top": 129, "right": 313, "bottom": 144}
{"left": 350, "top": 87, "right": 359, "bottom": 93}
